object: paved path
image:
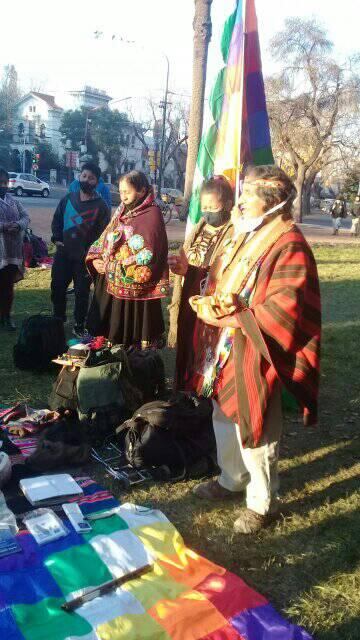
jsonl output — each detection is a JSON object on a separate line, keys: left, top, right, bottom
{"left": 20, "top": 197, "right": 359, "bottom": 246}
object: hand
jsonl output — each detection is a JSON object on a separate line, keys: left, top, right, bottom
{"left": 93, "top": 258, "right": 106, "bottom": 274}
{"left": 168, "top": 248, "right": 188, "bottom": 276}
{"left": 196, "top": 304, "right": 240, "bottom": 328}
{"left": 189, "top": 293, "right": 238, "bottom": 318}
{"left": 190, "top": 295, "right": 241, "bottom": 328}
{"left": 55, "top": 241, "right": 64, "bottom": 247}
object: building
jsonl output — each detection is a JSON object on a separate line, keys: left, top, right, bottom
{"left": 59, "top": 86, "right": 112, "bottom": 111}
{"left": 10, "top": 88, "right": 159, "bottom": 179}
{"left": 12, "top": 92, "right": 63, "bottom": 153}
{"left": 120, "top": 124, "right": 147, "bottom": 174}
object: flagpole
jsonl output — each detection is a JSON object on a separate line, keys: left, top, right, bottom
{"left": 235, "top": 0, "right": 247, "bottom": 202}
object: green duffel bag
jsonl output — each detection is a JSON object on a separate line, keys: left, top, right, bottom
{"left": 76, "top": 346, "right": 142, "bottom": 427}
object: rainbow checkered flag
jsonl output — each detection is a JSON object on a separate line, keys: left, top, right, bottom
{"left": 187, "top": 0, "right": 273, "bottom": 234}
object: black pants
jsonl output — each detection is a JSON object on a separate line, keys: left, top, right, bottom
{"left": 51, "top": 248, "right": 91, "bottom": 326}
{"left": 0, "top": 265, "right": 18, "bottom": 316}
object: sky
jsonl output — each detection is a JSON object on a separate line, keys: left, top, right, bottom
{"left": 0, "top": 0, "right": 358, "bottom": 112}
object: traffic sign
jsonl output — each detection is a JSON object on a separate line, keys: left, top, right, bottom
{"left": 32, "top": 164, "right": 38, "bottom": 171}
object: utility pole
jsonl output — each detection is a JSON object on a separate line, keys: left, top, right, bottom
{"left": 84, "top": 114, "right": 91, "bottom": 150}
{"left": 157, "top": 55, "right": 170, "bottom": 197}
{"left": 21, "top": 134, "right": 26, "bottom": 173}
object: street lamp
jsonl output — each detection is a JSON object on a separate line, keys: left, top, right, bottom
{"left": 158, "top": 55, "right": 170, "bottom": 196}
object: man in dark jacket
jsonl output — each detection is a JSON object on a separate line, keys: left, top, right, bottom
{"left": 69, "top": 175, "right": 112, "bottom": 209}
{"left": 51, "top": 162, "right": 110, "bottom": 337}
{"left": 330, "top": 198, "right": 347, "bottom": 235}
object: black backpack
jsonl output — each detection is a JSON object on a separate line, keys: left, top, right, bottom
{"left": 13, "top": 314, "right": 66, "bottom": 372}
{"left": 117, "top": 394, "right": 217, "bottom": 479}
{"left": 127, "top": 349, "right": 166, "bottom": 402}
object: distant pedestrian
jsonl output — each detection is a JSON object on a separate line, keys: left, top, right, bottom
{"left": 350, "top": 196, "right": 360, "bottom": 237}
{"left": 0, "top": 168, "right": 29, "bottom": 331}
{"left": 69, "top": 172, "right": 112, "bottom": 209}
{"left": 51, "top": 162, "right": 110, "bottom": 337}
{"left": 330, "top": 198, "right": 347, "bottom": 235}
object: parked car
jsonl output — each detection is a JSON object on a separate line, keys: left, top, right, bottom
{"left": 8, "top": 173, "right": 50, "bottom": 198}
{"left": 109, "top": 184, "right": 120, "bottom": 207}
{"left": 161, "top": 188, "right": 184, "bottom": 206}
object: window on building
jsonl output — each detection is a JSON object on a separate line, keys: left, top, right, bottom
{"left": 142, "top": 160, "right": 146, "bottom": 169}
{"left": 125, "top": 134, "right": 130, "bottom": 146}
{"left": 131, "top": 135, "right": 135, "bottom": 148}
{"left": 123, "top": 162, "right": 129, "bottom": 172}
{"left": 129, "top": 162, "right": 135, "bottom": 170}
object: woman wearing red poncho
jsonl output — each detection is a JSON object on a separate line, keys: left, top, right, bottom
{"left": 86, "top": 171, "right": 169, "bottom": 348}
{"left": 171, "top": 165, "right": 321, "bottom": 534}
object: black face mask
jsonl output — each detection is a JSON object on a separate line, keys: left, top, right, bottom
{"left": 0, "top": 187, "right": 8, "bottom": 199}
{"left": 201, "top": 210, "right": 230, "bottom": 227}
{"left": 79, "top": 181, "right": 95, "bottom": 195}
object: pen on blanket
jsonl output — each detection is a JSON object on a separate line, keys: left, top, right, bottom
{"left": 61, "top": 564, "right": 153, "bottom": 612}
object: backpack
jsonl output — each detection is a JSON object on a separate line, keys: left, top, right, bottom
{"left": 26, "top": 409, "right": 90, "bottom": 471}
{"left": 48, "top": 366, "right": 79, "bottom": 411}
{"left": 30, "top": 231, "right": 48, "bottom": 262}
{"left": 13, "top": 314, "right": 66, "bottom": 372}
{"left": 23, "top": 235, "right": 35, "bottom": 268}
{"left": 127, "top": 349, "right": 166, "bottom": 402}
{"left": 117, "top": 394, "right": 216, "bottom": 479}
{"left": 76, "top": 345, "right": 142, "bottom": 441}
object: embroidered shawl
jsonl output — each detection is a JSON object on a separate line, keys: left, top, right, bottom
{"left": 86, "top": 192, "right": 169, "bottom": 301}
{"left": 169, "top": 220, "right": 232, "bottom": 389}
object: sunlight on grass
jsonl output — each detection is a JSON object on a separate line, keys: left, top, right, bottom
{"left": 0, "top": 246, "right": 359, "bottom": 639}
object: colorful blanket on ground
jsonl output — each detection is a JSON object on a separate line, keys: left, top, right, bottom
{"left": 0, "top": 477, "right": 312, "bottom": 640}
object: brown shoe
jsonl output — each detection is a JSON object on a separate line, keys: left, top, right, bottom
{"left": 192, "top": 478, "right": 243, "bottom": 500}
{"left": 233, "top": 507, "right": 279, "bottom": 534}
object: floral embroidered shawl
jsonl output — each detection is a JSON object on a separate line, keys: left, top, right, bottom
{"left": 86, "top": 191, "right": 169, "bottom": 301}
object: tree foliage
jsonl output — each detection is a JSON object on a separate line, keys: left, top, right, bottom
{"left": 60, "top": 107, "right": 130, "bottom": 176}
{"left": 0, "top": 65, "right": 22, "bottom": 140}
{"left": 129, "top": 97, "right": 189, "bottom": 189}
{"left": 37, "top": 142, "right": 60, "bottom": 170}
{"left": 267, "top": 18, "right": 360, "bottom": 220}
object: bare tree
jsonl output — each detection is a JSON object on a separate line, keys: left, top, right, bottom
{"left": 127, "top": 97, "right": 189, "bottom": 188}
{"left": 0, "top": 65, "right": 22, "bottom": 138}
{"left": 181, "top": 0, "right": 213, "bottom": 217}
{"left": 267, "top": 18, "right": 360, "bottom": 221}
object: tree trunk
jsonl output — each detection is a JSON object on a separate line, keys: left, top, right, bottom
{"left": 302, "top": 180, "right": 312, "bottom": 217}
{"left": 180, "top": 0, "right": 213, "bottom": 220}
{"left": 293, "top": 167, "right": 306, "bottom": 223}
{"left": 302, "top": 169, "right": 318, "bottom": 216}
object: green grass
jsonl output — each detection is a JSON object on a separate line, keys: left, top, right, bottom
{"left": 1, "top": 244, "right": 360, "bottom": 639}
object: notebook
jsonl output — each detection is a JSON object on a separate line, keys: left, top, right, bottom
{"left": 20, "top": 474, "right": 83, "bottom": 506}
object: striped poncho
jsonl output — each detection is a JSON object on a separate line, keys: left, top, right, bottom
{"left": 195, "top": 225, "right": 321, "bottom": 448}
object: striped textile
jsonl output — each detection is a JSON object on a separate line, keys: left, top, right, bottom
{"left": 0, "top": 477, "right": 313, "bottom": 640}
{"left": 187, "top": 0, "right": 273, "bottom": 233}
{"left": 214, "top": 226, "right": 321, "bottom": 446}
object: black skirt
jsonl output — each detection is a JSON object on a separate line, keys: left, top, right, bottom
{"left": 87, "top": 275, "right": 165, "bottom": 348}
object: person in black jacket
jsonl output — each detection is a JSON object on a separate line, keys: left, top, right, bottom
{"left": 51, "top": 162, "right": 110, "bottom": 337}
{"left": 330, "top": 198, "right": 347, "bottom": 235}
